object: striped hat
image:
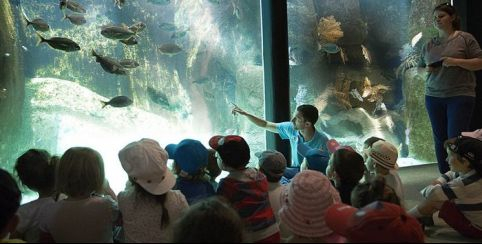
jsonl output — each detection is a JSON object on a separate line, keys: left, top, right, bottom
{"left": 279, "top": 170, "right": 341, "bottom": 238}
{"left": 369, "top": 141, "right": 398, "bottom": 170}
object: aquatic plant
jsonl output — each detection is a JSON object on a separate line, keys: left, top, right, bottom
{"left": 316, "top": 15, "right": 343, "bottom": 44}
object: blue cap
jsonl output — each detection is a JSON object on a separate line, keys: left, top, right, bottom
{"left": 165, "top": 139, "right": 208, "bottom": 175}
{"left": 297, "top": 143, "right": 330, "bottom": 174}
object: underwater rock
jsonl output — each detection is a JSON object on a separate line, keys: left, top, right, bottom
{"left": 26, "top": 77, "right": 189, "bottom": 193}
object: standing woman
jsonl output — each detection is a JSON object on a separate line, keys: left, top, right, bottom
{"left": 422, "top": 3, "right": 482, "bottom": 174}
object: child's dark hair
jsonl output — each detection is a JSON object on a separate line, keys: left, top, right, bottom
{"left": 444, "top": 136, "right": 482, "bottom": 175}
{"left": 173, "top": 197, "right": 244, "bottom": 243}
{"left": 364, "top": 137, "right": 385, "bottom": 148}
{"left": 351, "top": 176, "right": 400, "bottom": 208}
{"left": 297, "top": 104, "right": 319, "bottom": 127}
{"left": 130, "top": 179, "right": 169, "bottom": 227}
{"left": 434, "top": 2, "right": 461, "bottom": 30}
{"left": 333, "top": 148, "right": 365, "bottom": 185}
{"left": 0, "top": 169, "right": 21, "bottom": 231}
{"left": 15, "top": 149, "right": 58, "bottom": 193}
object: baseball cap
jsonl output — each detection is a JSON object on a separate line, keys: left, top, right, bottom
{"left": 297, "top": 143, "right": 330, "bottom": 173}
{"left": 325, "top": 201, "right": 424, "bottom": 242}
{"left": 165, "top": 139, "right": 208, "bottom": 176}
{"left": 256, "top": 150, "right": 287, "bottom": 178}
{"left": 118, "top": 138, "right": 176, "bottom": 195}
{"left": 209, "top": 135, "right": 250, "bottom": 169}
{"left": 447, "top": 136, "right": 482, "bottom": 165}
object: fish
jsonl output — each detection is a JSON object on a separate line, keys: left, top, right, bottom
{"left": 36, "top": 33, "right": 80, "bottom": 52}
{"left": 101, "top": 96, "right": 133, "bottom": 108}
{"left": 91, "top": 50, "right": 128, "bottom": 75}
{"left": 411, "top": 32, "right": 423, "bottom": 48}
{"left": 158, "top": 43, "right": 182, "bottom": 56}
{"left": 350, "top": 88, "right": 363, "bottom": 102}
{"left": 147, "top": 87, "right": 171, "bottom": 108}
{"left": 119, "top": 36, "right": 138, "bottom": 45}
{"left": 192, "top": 76, "right": 210, "bottom": 84}
{"left": 361, "top": 44, "right": 371, "bottom": 64}
{"left": 147, "top": 0, "right": 170, "bottom": 5}
{"left": 21, "top": 6, "right": 50, "bottom": 32}
{"left": 288, "top": 46, "right": 313, "bottom": 66}
{"left": 0, "top": 88, "right": 7, "bottom": 100}
{"left": 119, "top": 59, "right": 139, "bottom": 68}
{"left": 4, "top": 53, "right": 11, "bottom": 57}
{"left": 59, "top": 0, "right": 86, "bottom": 13}
{"left": 63, "top": 13, "right": 87, "bottom": 25}
{"left": 114, "top": 0, "right": 125, "bottom": 9}
{"left": 159, "top": 23, "right": 177, "bottom": 32}
{"left": 21, "top": 46, "right": 28, "bottom": 51}
{"left": 170, "top": 30, "right": 188, "bottom": 39}
{"left": 319, "top": 43, "right": 341, "bottom": 54}
{"left": 101, "top": 25, "right": 135, "bottom": 40}
{"left": 128, "top": 22, "right": 146, "bottom": 33}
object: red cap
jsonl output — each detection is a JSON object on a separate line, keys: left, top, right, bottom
{"left": 209, "top": 135, "right": 250, "bottom": 169}
{"left": 325, "top": 201, "right": 424, "bottom": 243}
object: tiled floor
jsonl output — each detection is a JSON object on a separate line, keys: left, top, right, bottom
{"left": 399, "top": 164, "right": 480, "bottom": 243}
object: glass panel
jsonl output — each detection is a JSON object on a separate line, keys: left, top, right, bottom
{"left": 287, "top": 0, "right": 439, "bottom": 167}
{"left": 0, "top": 0, "right": 264, "bottom": 199}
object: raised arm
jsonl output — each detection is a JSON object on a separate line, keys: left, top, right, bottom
{"left": 232, "top": 104, "right": 278, "bottom": 133}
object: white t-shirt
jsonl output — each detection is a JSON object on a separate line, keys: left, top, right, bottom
{"left": 39, "top": 195, "right": 119, "bottom": 243}
{"left": 16, "top": 197, "right": 55, "bottom": 243}
{"left": 118, "top": 188, "right": 188, "bottom": 243}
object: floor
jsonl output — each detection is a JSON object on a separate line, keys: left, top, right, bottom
{"left": 399, "top": 163, "right": 480, "bottom": 243}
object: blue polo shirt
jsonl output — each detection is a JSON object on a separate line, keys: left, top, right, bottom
{"left": 276, "top": 122, "right": 329, "bottom": 167}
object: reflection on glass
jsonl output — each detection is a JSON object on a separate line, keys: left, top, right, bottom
{"left": 0, "top": 0, "right": 264, "bottom": 196}
{"left": 287, "top": 0, "right": 439, "bottom": 167}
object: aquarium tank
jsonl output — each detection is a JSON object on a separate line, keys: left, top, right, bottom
{"left": 0, "top": 0, "right": 447, "bottom": 200}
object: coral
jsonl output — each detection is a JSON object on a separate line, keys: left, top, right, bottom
{"left": 316, "top": 15, "right": 344, "bottom": 44}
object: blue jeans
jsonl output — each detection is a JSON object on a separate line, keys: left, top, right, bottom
{"left": 425, "top": 95, "right": 475, "bottom": 174}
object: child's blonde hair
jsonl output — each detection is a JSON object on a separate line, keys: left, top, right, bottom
{"left": 56, "top": 147, "right": 105, "bottom": 197}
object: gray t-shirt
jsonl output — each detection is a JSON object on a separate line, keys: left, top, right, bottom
{"left": 421, "top": 31, "right": 482, "bottom": 98}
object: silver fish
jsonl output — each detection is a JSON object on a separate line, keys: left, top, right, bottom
{"left": 350, "top": 88, "right": 363, "bottom": 102}
{"left": 101, "top": 25, "right": 135, "bottom": 40}
{"left": 119, "top": 59, "right": 139, "bottom": 68}
{"left": 147, "top": 87, "right": 171, "bottom": 108}
{"left": 37, "top": 33, "right": 80, "bottom": 52}
{"left": 119, "top": 36, "right": 138, "bottom": 45}
{"left": 128, "top": 22, "right": 146, "bottom": 33}
{"left": 91, "top": 50, "right": 128, "bottom": 75}
{"left": 101, "top": 96, "right": 133, "bottom": 108}
{"left": 147, "top": 0, "right": 170, "bottom": 5}
{"left": 114, "top": 0, "right": 125, "bottom": 9}
{"left": 170, "top": 30, "right": 187, "bottom": 39}
{"left": 158, "top": 43, "right": 182, "bottom": 56}
{"left": 25, "top": 18, "right": 50, "bottom": 32}
{"left": 63, "top": 13, "right": 86, "bottom": 25}
{"left": 159, "top": 22, "right": 177, "bottom": 32}
{"left": 0, "top": 88, "right": 7, "bottom": 100}
{"left": 60, "top": 0, "right": 86, "bottom": 13}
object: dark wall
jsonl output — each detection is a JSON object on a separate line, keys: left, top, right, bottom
{"left": 466, "top": 0, "right": 482, "bottom": 129}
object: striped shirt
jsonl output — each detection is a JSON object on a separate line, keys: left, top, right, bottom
{"left": 422, "top": 170, "right": 482, "bottom": 229}
{"left": 217, "top": 168, "right": 279, "bottom": 242}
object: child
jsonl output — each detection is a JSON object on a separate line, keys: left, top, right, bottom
{"left": 362, "top": 136, "right": 385, "bottom": 181}
{"left": 118, "top": 138, "right": 189, "bottom": 243}
{"left": 365, "top": 140, "right": 405, "bottom": 204}
{"left": 173, "top": 197, "right": 244, "bottom": 242}
{"left": 350, "top": 176, "right": 400, "bottom": 208}
{"left": 297, "top": 142, "right": 330, "bottom": 174}
{"left": 166, "top": 139, "right": 215, "bottom": 205}
{"left": 38, "top": 147, "right": 119, "bottom": 243}
{"left": 408, "top": 136, "right": 482, "bottom": 239}
{"left": 209, "top": 135, "right": 280, "bottom": 243}
{"left": 278, "top": 170, "right": 344, "bottom": 243}
{"left": 0, "top": 169, "right": 24, "bottom": 243}
{"left": 13, "top": 149, "right": 58, "bottom": 243}
{"left": 256, "top": 150, "right": 287, "bottom": 224}
{"left": 206, "top": 149, "right": 222, "bottom": 190}
{"left": 330, "top": 148, "right": 365, "bottom": 205}
{"left": 326, "top": 201, "right": 424, "bottom": 242}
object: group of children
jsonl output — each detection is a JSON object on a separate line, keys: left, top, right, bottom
{"left": 1, "top": 130, "right": 482, "bottom": 242}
